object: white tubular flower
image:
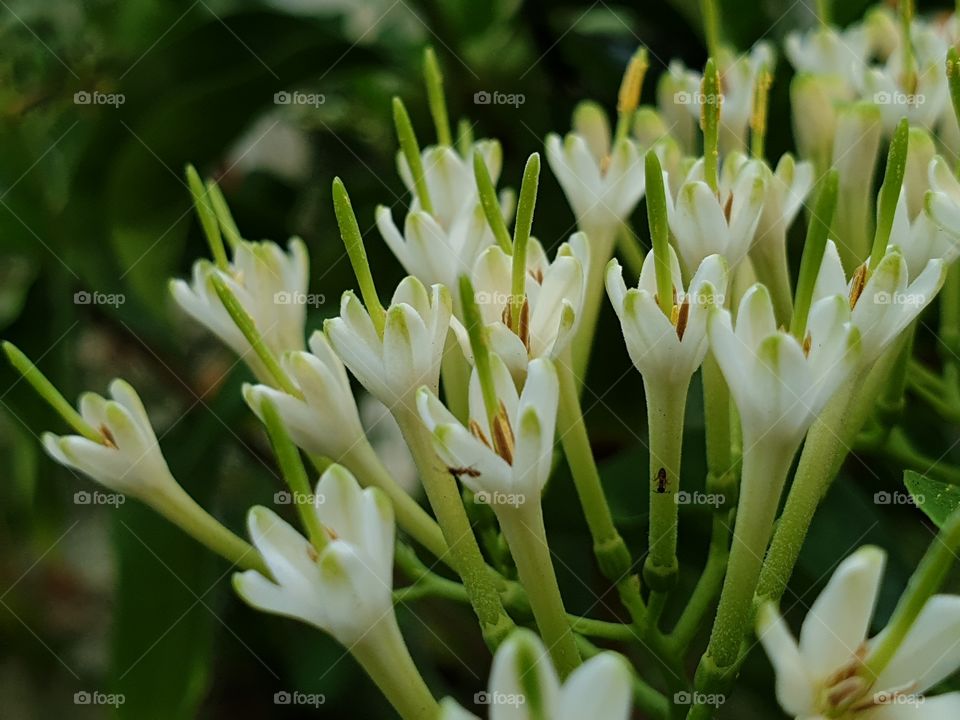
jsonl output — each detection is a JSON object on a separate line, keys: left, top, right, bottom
{"left": 923, "top": 156, "right": 960, "bottom": 267}
{"left": 455, "top": 235, "right": 587, "bottom": 380}
{"left": 606, "top": 249, "right": 727, "bottom": 389}
{"left": 814, "top": 239, "right": 946, "bottom": 366}
{"left": 676, "top": 44, "right": 775, "bottom": 153}
{"left": 863, "top": 26, "right": 948, "bottom": 135}
{"left": 544, "top": 127, "right": 645, "bottom": 242}
{"left": 656, "top": 61, "right": 701, "bottom": 154}
{"left": 170, "top": 238, "right": 309, "bottom": 380}
{"left": 790, "top": 74, "right": 850, "bottom": 170}
{"left": 439, "top": 629, "right": 633, "bottom": 720}
{"left": 234, "top": 465, "right": 394, "bottom": 645}
{"left": 757, "top": 546, "right": 960, "bottom": 719}
{"left": 325, "top": 276, "right": 452, "bottom": 410}
{"left": 242, "top": 332, "right": 365, "bottom": 461}
{"left": 785, "top": 24, "right": 872, "bottom": 94}
{"left": 417, "top": 356, "right": 557, "bottom": 502}
{"left": 667, "top": 154, "right": 767, "bottom": 271}
{"left": 42, "top": 380, "right": 175, "bottom": 500}
{"left": 710, "top": 284, "right": 860, "bottom": 451}
{"left": 397, "top": 140, "right": 503, "bottom": 231}
{"left": 359, "top": 394, "right": 419, "bottom": 496}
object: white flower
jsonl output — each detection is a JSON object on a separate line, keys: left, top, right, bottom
{"left": 42, "top": 380, "right": 176, "bottom": 500}
{"left": 863, "top": 25, "right": 948, "bottom": 135}
{"left": 233, "top": 464, "right": 394, "bottom": 645}
{"left": 674, "top": 44, "right": 775, "bottom": 153}
{"left": 243, "top": 331, "right": 365, "bottom": 461}
{"left": 417, "top": 356, "right": 558, "bottom": 501}
{"left": 170, "top": 238, "right": 309, "bottom": 381}
{"left": 666, "top": 154, "right": 767, "bottom": 271}
{"left": 439, "top": 629, "right": 633, "bottom": 720}
{"left": 453, "top": 235, "right": 587, "bottom": 380}
{"left": 359, "top": 394, "right": 419, "bottom": 496}
{"left": 606, "top": 249, "right": 727, "bottom": 388}
{"left": 544, "top": 129, "right": 645, "bottom": 239}
{"left": 785, "top": 24, "right": 872, "bottom": 94}
{"left": 325, "top": 276, "right": 452, "bottom": 411}
{"left": 755, "top": 154, "right": 815, "bottom": 249}
{"left": 813, "top": 239, "right": 946, "bottom": 366}
{"left": 397, "top": 140, "right": 503, "bottom": 232}
{"left": 758, "top": 545, "right": 960, "bottom": 719}
{"left": 922, "top": 156, "right": 960, "bottom": 268}
{"left": 709, "top": 284, "right": 860, "bottom": 450}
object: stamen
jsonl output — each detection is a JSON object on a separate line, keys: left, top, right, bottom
{"left": 850, "top": 263, "right": 868, "bottom": 309}
{"left": 469, "top": 419, "right": 493, "bottom": 450}
{"left": 518, "top": 297, "right": 530, "bottom": 352}
{"left": 100, "top": 425, "right": 117, "bottom": 449}
{"left": 802, "top": 332, "right": 812, "bottom": 357}
{"left": 675, "top": 298, "right": 690, "bottom": 341}
{"left": 491, "top": 402, "right": 515, "bottom": 464}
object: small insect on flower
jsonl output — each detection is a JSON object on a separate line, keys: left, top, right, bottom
{"left": 655, "top": 467, "right": 669, "bottom": 494}
{"left": 448, "top": 465, "right": 482, "bottom": 482}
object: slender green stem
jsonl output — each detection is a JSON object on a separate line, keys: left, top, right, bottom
{"left": 392, "top": 97, "right": 434, "bottom": 214}
{"left": 947, "top": 48, "right": 960, "bottom": 131}
{"left": 871, "top": 118, "right": 909, "bottom": 270}
{"left": 498, "top": 500, "right": 581, "bottom": 677}
{"left": 423, "top": 47, "right": 452, "bottom": 147}
{"left": 616, "top": 223, "right": 647, "bottom": 278}
{"left": 352, "top": 618, "right": 439, "bottom": 720}
{"left": 862, "top": 505, "right": 960, "bottom": 680}
{"left": 473, "top": 150, "right": 513, "bottom": 253}
{"left": 209, "top": 274, "right": 301, "bottom": 397}
{"left": 697, "top": 436, "right": 796, "bottom": 675}
{"left": 791, "top": 170, "right": 838, "bottom": 339}
{"left": 456, "top": 118, "right": 474, "bottom": 159}
{"left": 186, "top": 164, "right": 228, "bottom": 270}
{"left": 259, "top": 397, "right": 328, "bottom": 551}
{"left": 153, "top": 481, "right": 269, "bottom": 575}
{"left": 858, "top": 427, "right": 960, "bottom": 485}
{"left": 555, "top": 351, "right": 635, "bottom": 584}
{"left": 332, "top": 178, "right": 386, "bottom": 336}
{"left": 702, "top": 353, "right": 732, "bottom": 491}
{"left": 700, "top": 0, "right": 721, "bottom": 60}
{"left": 899, "top": 0, "right": 917, "bottom": 97}
{"left": 750, "top": 69, "right": 772, "bottom": 160}
{"left": 511, "top": 154, "right": 540, "bottom": 328}
{"left": 816, "top": 0, "right": 831, "bottom": 25}
{"left": 395, "top": 407, "right": 515, "bottom": 648}
{"left": 939, "top": 261, "right": 960, "bottom": 402}
{"left": 875, "top": 321, "right": 915, "bottom": 429}
{"left": 572, "top": 223, "right": 618, "bottom": 380}
{"left": 459, "top": 275, "right": 499, "bottom": 424}
{"left": 644, "top": 378, "right": 688, "bottom": 591}
{"left": 3, "top": 342, "right": 103, "bottom": 443}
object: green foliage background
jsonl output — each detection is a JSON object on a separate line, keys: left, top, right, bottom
{"left": 0, "top": 0, "right": 958, "bottom": 717}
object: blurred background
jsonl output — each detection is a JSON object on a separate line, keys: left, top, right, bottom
{"left": 2, "top": 0, "right": 959, "bottom": 717}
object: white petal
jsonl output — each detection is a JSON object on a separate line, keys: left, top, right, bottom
{"left": 757, "top": 603, "right": 816, "bottom": 716}
{"left": 556, "top": 653, "right": 632, "bottom": 720}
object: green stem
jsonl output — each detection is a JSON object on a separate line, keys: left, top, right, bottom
{"left": 644, "top": 378, "right": 688, "bottom": 591}
{"left": 572, "top": 223, "right": 619, "bottom": 380}
{"left": 511, "top": 154, "right": 540, "bottom": 328}
{"left": 702, "top": 353, "right": 732, "bottom": 487}
{"left": 392, "top": 97, "right": 433, "bottom": 214}
{"left": 697, "top": 435, "right": 796, "bottom": 675}
{"left": 701, "top": 59, "right": 721, "bottom": 195}
{"left": 555, "top": 351, "right": 635, "bottom": 583}
{"left": 440, "top": 337, "right": 471, "bottom": 423}
{"left": 206, "top": 181, "right": 242, "bottom": 249}
{"left": 700, "top": 0, "right": 721, "bottom": 60}
{"left": 352, "top": 617, "right": 439, "bottom": 720}
{"left": 185, "top": 164, "right": 228, "bottom": 271}
{"left": 816, "top": 0, "right": 831, "bottom": 25}
{"left": 615, "top": 223, "right": 647, "bottom": 278}
{"left": 875, "top": 321, "right": 915, "bottom": 430}
{"left": 871, "top": 118, "right": 909, "bottom": 270}
{"left": 395, "top": 407, "right": 515, "bottom": 648}
{"left": 153, "top": 481, "right": 269, "bottom": 575}
{"left": 423, "top": 47, "right": 452, "bottom": 147}
{"left": 862, "top": 505, "right": 960, "bottom": 680}
{"left": 473, "top": 151, "right": 513, "bottom": 253}
{"left": 498, "top": 500, "right": 581, "bottom": 678}
{"left": 939, "top": 262, "right": 960, "bottom": 401}
{"left": 791, "top": 170, "right": 838, "bottom": 339}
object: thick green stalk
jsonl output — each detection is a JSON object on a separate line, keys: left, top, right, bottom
{"left": 644, "top": 378, "right": 688, "bottom": 591}
{"left": 498, "top": 500, "right": 581, "bottom": 678}
{"left": 352, "top": 617, "right": 439, "bottom": 720}
{"left": 395, "top": 407, "right": 514, "bottom": 648}
{"left": 572, "top": 223, "right": 619, "bottom": 379}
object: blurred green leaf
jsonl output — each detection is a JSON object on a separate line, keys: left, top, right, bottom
{"left": 904, "top": 470, "right": 960, "bottom": 528}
